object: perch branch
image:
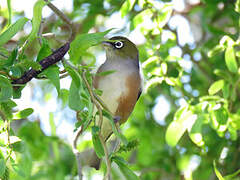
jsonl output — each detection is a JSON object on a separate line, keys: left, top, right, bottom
{"left": 73, "top": 124, "right": 83, "bottom": 180}
{"left": 81, "top": 70, "right": 111, "bottom": 180}
{"left": 12, "top": 42, "right": 70, "bottom": 85}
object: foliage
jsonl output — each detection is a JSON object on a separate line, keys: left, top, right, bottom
{"left": 0, "top": 0, "right": 240, "bottom": 179}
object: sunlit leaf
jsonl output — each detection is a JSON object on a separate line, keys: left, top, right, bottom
{"left": 225, "top": 46, "right": 238, "bottom": 73}
{"left": 0, "top": 159, "right": 6, "bottom": 177}
{"left": 208, "top": 80, "right": 224, "bottom": 95}
{"left": 120, "top": 0, "right": 136, "bottom": 17}
{"left": 161, "top": 62, "right": 167, "bottom": 75}
{"left": 213, "top": 161, "right": 225, "bottom": 180}
{"left": 155, "top": 4, "right": 172, "bottom": 28}
{"left": 7, "top": 0, "right": 12, "bottom": 25}
{"left": 235, "top": 0, "right": 240, "bottom": 13}
{"left": 208, "top": 45, "right": 225, "bottom": 57}
{"left": 0, "top": 17, "right": 28, "bottom": 46}
{"left": 131, "top": 9, "right": 152, "bottom": 30}
{"left": 166, "top": 106, "right": 197, "bottom": 147}
{"left": 0, "top": 158, "right": 6, "bottom": 177}
{"left": 188, "top": 115, "right": 205, "bottom": 147}
{"left": 13, "top": 108, "right": 34, "bottom": 120}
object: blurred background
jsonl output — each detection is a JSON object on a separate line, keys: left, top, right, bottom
{"left": 0, "top": 0, "right": 240, "bottom": 179}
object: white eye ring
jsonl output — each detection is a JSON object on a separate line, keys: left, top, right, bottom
{"left": 114, "top": 41, "right": 124, "bottom": 49}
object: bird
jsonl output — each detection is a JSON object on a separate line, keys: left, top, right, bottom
{"left": 89, "top": 36, "right": 142, "bottom": 169}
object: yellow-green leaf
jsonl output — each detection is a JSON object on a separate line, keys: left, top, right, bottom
{"left": 208, "top": 80, "right": 224, "bottom": 95}
{"left": 0, "top": 17, "right": 28, "bottom": 46}
{"left": 120, "top": 0, "right": 136, "bottom": 18}
{"left": 225, "top": 46, "right": 238, "bottom": 73}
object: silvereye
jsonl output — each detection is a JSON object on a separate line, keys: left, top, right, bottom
{"left": 90, "top": 36, "right": 142, "bottom": 169}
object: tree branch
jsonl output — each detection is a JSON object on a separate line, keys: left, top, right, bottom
{"left": 12, "top": 42, "right": 70, "bottom": 85}
{"left": 73, "top": 124, "right": 83, "bottom": 180}
{"left": 44, "top": 0, "right": 76, "bottom": 42}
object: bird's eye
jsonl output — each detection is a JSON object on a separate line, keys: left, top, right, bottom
{"left": 114, "top": 41, "right": 124, "bottom": 49}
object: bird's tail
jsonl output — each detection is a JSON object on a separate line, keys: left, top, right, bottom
{"left": 88, "top": 150, "right": 101, "bottom": 170}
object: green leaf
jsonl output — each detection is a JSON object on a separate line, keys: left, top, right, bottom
{"left": 166, "top": 106, "right": 197, "bottom": 147}
{"left": 42, "top": 66, "right": 60, "bottom": 94}
{"left": 91, "top": 126, "right": 105, "bottom": 158}
{"left": 188, "top": 115, "right": 205, "bottom": 147}
{"left": 224, "top": 169, "right": 240, "bottom": 180}
{"left": 0, "top": 158, "right": 6, "bottom": 177}
{"left": 235, "top": 0, "right": 240, "bottom": 13}
{"left": 68, "top": 80, "right": 83, "bottom": 111}
{"left": 120, "top": 0, "right": 136, "bottom": 18}
{"left": 131, "top": 9, "right": 152, "bottom": 30}
{"left": 213, "top": 161, "right": 225, "bottom": 180}
{"left": 155, "top": 4, "right": 172, "bottom": 28}
{"left": 161, "top": 62, "right": 167, "bottom": 75}
{"left": 29, "top": 0, "right": 46, "bottom": 42}
{"left": 7, "top": 0, "right": 12, "bottom": 26}
{"left": 69, "top": 29, "right": 113, "bottom": 64}
{"left": 225, "top": 46, "right": 238, "bottom": 73}
{"left": 58, "top": 89, "right": 69, "bottom": 108}
{"left": 3, "top": 48, "right": 18, "bottom": 68}
{"left": 208, "top": 80, "right": 224, "bottom": 95}
{"left": 222, "top": 82, "right": 230, "bottom": 99}
{"left": 13, "top": 108, "right": 34, "bottom": 120}
{"left": 0, "top": 75, "right": 12, "bottom": 102}
{"left": 36, "top": 38, "right": 52, "bottom": 62}
{"left": 0, "top": 17, "right": 28, "bottom": 47}
{"left": 64, "top": 65, "right": 82, "bottom": 88}
{"left": 145, "top": 77, "right": 164, "bottom": 91}
{"left": 208, "top": 45, "right": 225, "bottom": 57}
{"left": 112, "top": 156, "right": 139, "bottom": 180}
{"left": 18, "top": 59, "right": 42, "bottom": 70}
{"left": 228, "top": 124, "right": 237, "bottom": 141}
{"left": 96, "top": 70, "right": 116, "bottom": 76}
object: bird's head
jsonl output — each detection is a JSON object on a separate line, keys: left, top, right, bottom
{"left": 102, "top": 36, "right": 139, "bottom": 61}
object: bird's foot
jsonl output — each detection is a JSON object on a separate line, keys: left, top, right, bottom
{"left": 114, "top": 116, "right": 121, "bottom": 123}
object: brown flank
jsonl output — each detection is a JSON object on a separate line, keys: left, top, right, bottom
{"left": 115, "top": 73, "right": 141, "bottom": 124}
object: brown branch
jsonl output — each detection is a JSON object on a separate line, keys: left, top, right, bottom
{"left": 73, "top": 124, "right": 83, "bottom": 180}
{"left": 81, "top": 70, "right": 111, "bottom": 179}
{"left": 12, "top": 42, "right": 70, "bottom": 85}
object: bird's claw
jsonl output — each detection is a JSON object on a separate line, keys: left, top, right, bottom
{"left": 114, "top": 116, "right": 121, "bottom": 123}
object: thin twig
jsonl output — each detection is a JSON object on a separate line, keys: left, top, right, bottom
{"left": 99, "top": 135, "right": 111, "bottom": 180}
{"left": 60, "top": 73, "right": 69, "bottom": 79}
{"left": 72, "top": 125, "right": 83, "bottom": 180}
{"left": 81, "top": 70, "right": 111, "bottom": 179}
{"left": 38, "top": 20, "right": 44, "bottom": 45}
{"left": 44, "top": 0, "right": 76, "bottom": 42}
{"left": 42, "top": 32, "right": 56, "bottom": 38}
{"left": 0, "top": 110, "right": 12, "bottom": 161}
